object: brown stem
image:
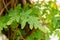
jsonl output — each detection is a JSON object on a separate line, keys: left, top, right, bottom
{"left": 0, "top": 1, "right": 11, "bottom": 16}
{"left": 25, "top": 28, "right": 35, "bottom": 38}
{"left": 0, "top": 0, "right": 3, "bottom": 16}
{"left": 10, "top": 0, "right": 14, "bottom": 8}
{"left": 23, "top": 23, "right": 36, "bottom": 38}
{"left": 22, "top": 0, "right": 26, "bottom": 6}
{"left": 0, "top": 0, "right": 3, "bottom": 10}
{"left": 2, "top": 0, "right": 9, "bottom": 12}
{"left": 12, "top": 25, "right": 25, "bottom": 40}
{"left": 14, "top": 0, "right": 18, "bottom": 8}
{"left": 8, "top": 26, "right": 13, "bottom": 40}
{"left": 24, "top": 23, "right": 30, "bottom": 34}
{"left": 19, "top": 31, "right": 25, "bottom": 40}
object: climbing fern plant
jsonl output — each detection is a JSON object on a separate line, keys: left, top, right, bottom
{"left": 0, "top": 0, "right": 60, "bottom": 40}
{"left": 0, "top": 4, "right": 47, "bottom": 40}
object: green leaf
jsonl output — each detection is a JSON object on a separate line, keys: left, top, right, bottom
{"left": 11, "top": 21, "right": 18, "bottom": 29}
{"left": 21, "top": 19, "right": 27, "bottom": 29}
{"left": 30, "top": 7, "right": 40, "bottom": 17}
{"left": 52, "top": 17, "right": 60, "bottom": 29}
{"left": 15, "top": 15, "right": 20, "bottom": 23}
{"left": 24, "top": 9, "right": 32, "bottom": 15}
{"left": 7, "top": 18, "right": 14, "bottom": 25}
{"left": 28, "top": 16, "right": 34, "bottom": 30}
{"left": 26, "top": 30, "right": 44, "bottom": 40}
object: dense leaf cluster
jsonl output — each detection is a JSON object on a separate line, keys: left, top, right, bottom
{"left": 0, "top": 1, "right": 60, "bottom": 40}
